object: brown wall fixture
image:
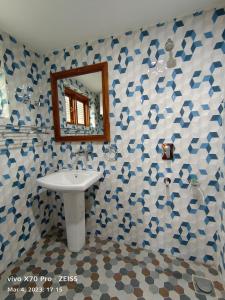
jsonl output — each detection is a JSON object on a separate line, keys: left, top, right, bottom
{"left": 50, "top": 62, "right": 110, "bottom": 142}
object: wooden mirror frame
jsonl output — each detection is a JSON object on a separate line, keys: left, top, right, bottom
{"left": 51, "top": 62, "right": 110, "bottom": 142}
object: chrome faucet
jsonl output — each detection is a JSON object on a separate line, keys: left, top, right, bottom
{"left": 75, "top": 148, "right": 89, "bottom": 170}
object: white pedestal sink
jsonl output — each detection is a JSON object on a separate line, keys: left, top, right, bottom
{"left": 37, "top": 169, "right": 102, "bottom": 252}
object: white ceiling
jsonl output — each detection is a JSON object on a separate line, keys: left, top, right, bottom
{"left": 75, "top": 72, "right": 102, "bottom": 93}
{"left": 0, "top": 0, "right": 224, "bottom": 53}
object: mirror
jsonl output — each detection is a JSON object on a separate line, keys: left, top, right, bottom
{"left": 51, "top": 62, "right": 110, "bottom": 142}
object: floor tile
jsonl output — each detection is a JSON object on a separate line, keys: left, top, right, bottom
{"left": 0, "top": 229, "right": 224, "bottom": 300}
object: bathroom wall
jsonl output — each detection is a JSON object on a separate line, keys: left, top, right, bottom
{"left": 0, "top": 6, "right": 224, "bottom": 277}
{"left": 47, "top": 7, "right": 225, "bottom": 267}
{"left": 218, "top": 95, "right": 225, "bottom": 280}
{"left": 0, "top": 32, "right": 58, "bottom": 273}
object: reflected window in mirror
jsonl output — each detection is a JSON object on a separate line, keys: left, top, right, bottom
{"left": 64, "top": 87, "right": 90, "bottom": 126}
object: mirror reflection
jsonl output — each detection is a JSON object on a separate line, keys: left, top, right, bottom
{"left": 58, "top": 72, "right": 104, "bottom": 136}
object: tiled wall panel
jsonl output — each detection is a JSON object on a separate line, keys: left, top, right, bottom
{"left": 0, "top": 32, "right": 57, "bottom": 273}
{"left": 217, "top": 86, "right": 225, "bottom": 281}
{"left": 46, "top": 8, "right": 225, "bottom": 268}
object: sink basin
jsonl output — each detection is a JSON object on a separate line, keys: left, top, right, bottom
{"left": 37, "top": 169, "right": 103, "bottom": 252}
{"left": 37, "top": 169, "right": 102, "bottom": 192}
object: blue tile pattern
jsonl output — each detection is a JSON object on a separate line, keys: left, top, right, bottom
{"left": 0, "top": 7, "right": 224, "bottom": 285}
{"left": 0, "top": 32, "right": 57, "bottom": 273}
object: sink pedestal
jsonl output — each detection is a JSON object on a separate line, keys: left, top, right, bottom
{"left": 37, "top": 169, "right": 103, "bottom": 252}
{"left": 62, "top": 191, "right": 85, "bottom": 252}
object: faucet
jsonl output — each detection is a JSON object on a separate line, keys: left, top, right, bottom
{"left": 75, "top": 148, "right": 89, "bottom": 170}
